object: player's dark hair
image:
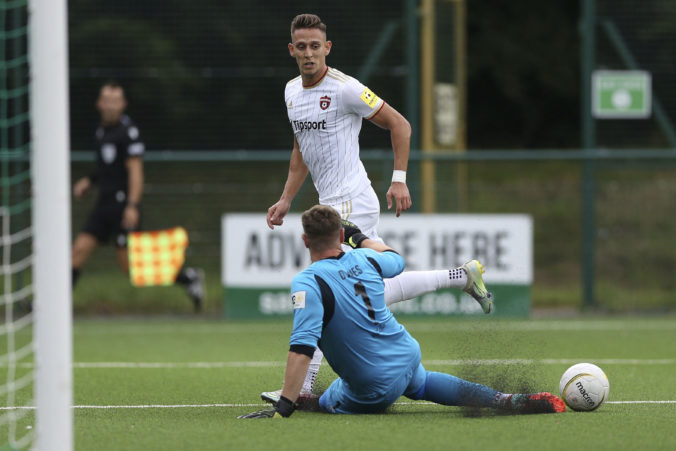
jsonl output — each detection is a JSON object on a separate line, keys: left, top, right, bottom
{"left": 290, "top": 14, "right": 327, "bottom": 37}
{"left": 101, "top": 79, "right": 122, "bottom": 90}
{"left": 99, "top": 80, "right": 125, "bottom": 97}
{"left": 302, "top": 205, "right": 341, "bottom": 251}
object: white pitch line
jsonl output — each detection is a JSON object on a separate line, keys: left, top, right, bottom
{"left": 3, "top": 361, "right": 287, "bottom": 369}
{"left": 0, "top": 404, "right": 263, "bottom": 410}
{"left": 69, "top": 319, "right": 676, "bottom": 336}
{"left": 606, "top": 401, "right": 676, "bottom": 404}
{"left": 426, "top": 358, "right": 676, "bottom": 366}
{"left": 3, "top": 358, "right": 675, "bottom": 369}
{"left": 61, "top": 358, "right": 676, "bottom": 368}
{"left": 71, "top": 361, "right": 286, "bottom": 369}
{"left": 1, "top": 401, "right": 675, "bottom": 410}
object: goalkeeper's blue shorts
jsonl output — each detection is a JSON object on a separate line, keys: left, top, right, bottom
{"left": 318, "top": 362, "right": 426, "bottom": 414}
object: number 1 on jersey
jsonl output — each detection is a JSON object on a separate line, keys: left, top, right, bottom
{"left": 354, "top": 282, "right": 375, "bottom": 320}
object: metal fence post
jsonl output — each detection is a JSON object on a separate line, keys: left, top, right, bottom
{"left": 580, "top": 0, "right": 596, "bottom": 308}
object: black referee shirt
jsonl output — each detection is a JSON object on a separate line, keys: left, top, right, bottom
{"left": 91, "top": 114, "right": 145, "bottom": 204}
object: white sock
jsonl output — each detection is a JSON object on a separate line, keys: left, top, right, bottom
{"left": 384, "top": 269, "right": 467, "bottom": 306}
{"left": 302, "top": 348, "right": 323, "bottom": 393}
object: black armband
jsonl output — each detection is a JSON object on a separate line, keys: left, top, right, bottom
{"left": 289, "top": 344, "right": 315, "bottom": 358}
{"left": 275, "top": 395, "right": 296, "bottom": 418}
{"left": 88, "top": 173, "right": 98, "bottom": 184}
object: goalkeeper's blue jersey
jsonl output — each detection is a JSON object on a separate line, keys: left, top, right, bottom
{"left": 289, "top": 249, "right": 421, "bottom": 396}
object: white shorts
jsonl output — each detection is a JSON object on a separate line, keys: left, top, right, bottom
{"left": 326, "top": 186, "right": 384, "bottom": 250}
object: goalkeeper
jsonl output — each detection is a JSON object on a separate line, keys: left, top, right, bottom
{"left": 239, "top": 205, "right": 565, "bottom": 418}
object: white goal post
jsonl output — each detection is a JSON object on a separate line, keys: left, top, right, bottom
{"left": 29, "top": 0, "right": 73, "bottom": 449}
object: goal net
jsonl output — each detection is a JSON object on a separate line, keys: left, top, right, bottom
{"left": 1, "top": 0, "right": 72, "bottom": 449}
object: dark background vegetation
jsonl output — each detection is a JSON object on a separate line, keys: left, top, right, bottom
{"left": 68, "top": 0, "right": 583, "bottom": 151}
{"left": 68, "top": 1, "right": 676, "bottom": 151}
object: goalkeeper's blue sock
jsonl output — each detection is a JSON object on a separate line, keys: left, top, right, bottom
{"left": 414, "top": 371, "right": 500, "bottom": 407}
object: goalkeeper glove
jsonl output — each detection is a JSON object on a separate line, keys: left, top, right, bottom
{"left": 341, "top": 220, "right": 368, "bottom": 249}
{"left": 237, "top": 395, "right": 296, "bottom": 419}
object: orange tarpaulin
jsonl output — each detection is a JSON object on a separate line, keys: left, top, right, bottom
{"left": 128, "top": 227, "right": 188, "bottom": 286}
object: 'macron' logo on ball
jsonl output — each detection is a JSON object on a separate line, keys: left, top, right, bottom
{"left": 319, "top": 96, "right": 331, "bottom": 110}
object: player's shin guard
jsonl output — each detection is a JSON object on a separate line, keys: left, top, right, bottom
{"left": 302, "top": 348, "right": 323, "bottom": 393}
{"left": 413, "top": 371, "right": 499, "bottom": 407}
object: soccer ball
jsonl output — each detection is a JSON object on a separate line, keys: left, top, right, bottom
{"left": 559, "top": 363, "right": 610, "bottom": 411}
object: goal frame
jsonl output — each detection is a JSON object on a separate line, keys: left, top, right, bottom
{"left": 29, "top": 0, "right": 73, "bottom": 449}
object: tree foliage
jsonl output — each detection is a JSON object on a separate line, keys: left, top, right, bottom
{"left": 68, "top": 1, "right": 583, "bottom": 150}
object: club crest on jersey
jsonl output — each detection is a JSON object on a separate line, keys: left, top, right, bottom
{"left": 101, "top": 143, "right": 117, "bottom": 164}
{"left": 319, "top": 96, "right": 331, "bottom": 110}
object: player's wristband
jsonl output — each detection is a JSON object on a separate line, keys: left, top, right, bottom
{"left": 392, "top": 170, "right": 406, "bottom": 184}
{"left": 127, "top": 202, "right": 139, "bottom": 209}
{"left": 275, "top": 395, "right": 296, "bottom": 418}
{"left": 347, "top": 232, "right": 368, "bottom": 249}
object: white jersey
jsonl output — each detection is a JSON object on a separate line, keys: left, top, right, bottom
{"left": 285, "top": 67, "right": 385, "bottom": 205}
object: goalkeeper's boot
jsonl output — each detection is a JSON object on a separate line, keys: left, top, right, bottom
{"left": 185, "top": 267, "right": 205, "bottom": 312}
{"left": 261, "top": 389, "right": 282, "bottom": 405}
{"left": 260, "top": 390, "right": 320, "bottom": 411}
{"left": 506, "top": 392, "right": 566, "bottom": 414}
{"left": 461, "top": 260, "right": 493, "bottom": 314}
{"left": 261, "top": 390, "right": 319, "bottom": 412}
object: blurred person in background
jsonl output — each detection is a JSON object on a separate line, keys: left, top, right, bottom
{"left": 71, "top": 81, "right": 205, "bottom": 311}
{"left": 263, "top": 13, "right": 492, "bottom": 404}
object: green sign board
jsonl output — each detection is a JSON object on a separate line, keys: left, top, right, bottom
{"left": 592, "top": 70, "right": 651, "bottom": 119}
{"left": 222, "top": 214, "right": 533, "bottom": 319}
{"left": 224, "top": 286, "right": 531, "bottom": 319}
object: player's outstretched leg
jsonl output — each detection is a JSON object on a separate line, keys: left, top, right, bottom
{"left": 175, "top": 267, "right": 205, "bottom": 312}
{"left": 460, "top": 260, "right": 493, "bottom": 314}
{"left": 382, "top": 261, "right": 493, "bottom": 314}
{"left": 406, "top": 371, "right": 564, "bottom": 414}
{"left": 500, "top": 392, "right": 566, "bottom": 414}
{"left": 407, "top": 371, "right": 499, "bottom": 407}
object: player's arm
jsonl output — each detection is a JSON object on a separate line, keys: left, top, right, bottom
{"left": 73, "top": 161, "right": 99, "bottom": 199}
{"left": 238, "top": 350, "right": 310, "bottom": 419}
{"left": 266, "top": 136, "right": 309, "bottom": 229}
{"left": 122, "top": 156, "right": 143, "bottom": 229}
{"left": 239, "top": 349, "right": 310, "bottom": 419}
{"left": 360, "top": 239, "right": 395, "bottom": 253}
{"left": 239, "top": 282, "right": 321, "bottom": 419}
{"left": 73, "top": 176, "right": 92, "bottom": 199}
{"left": 280, "top": 350, "right": 312, "bottom": 403}
{"left": 341, "top": 219, "right": 395, "bottom": 252}
{"left": 361, "top": 240, "right": 406, "bottom": 278}
{"left": 368, "top": 104, "right": 412, "bottom": 217}
{"left": 342, "top": 220, "right": 405, "bottom": 277}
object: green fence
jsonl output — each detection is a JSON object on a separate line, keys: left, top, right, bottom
{"left": 69, "top": 149, "right": 676, "bottom": 315}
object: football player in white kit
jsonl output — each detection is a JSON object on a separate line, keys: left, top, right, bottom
{"left": 263, "top": 13, "right": 493, "bottom": 404}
